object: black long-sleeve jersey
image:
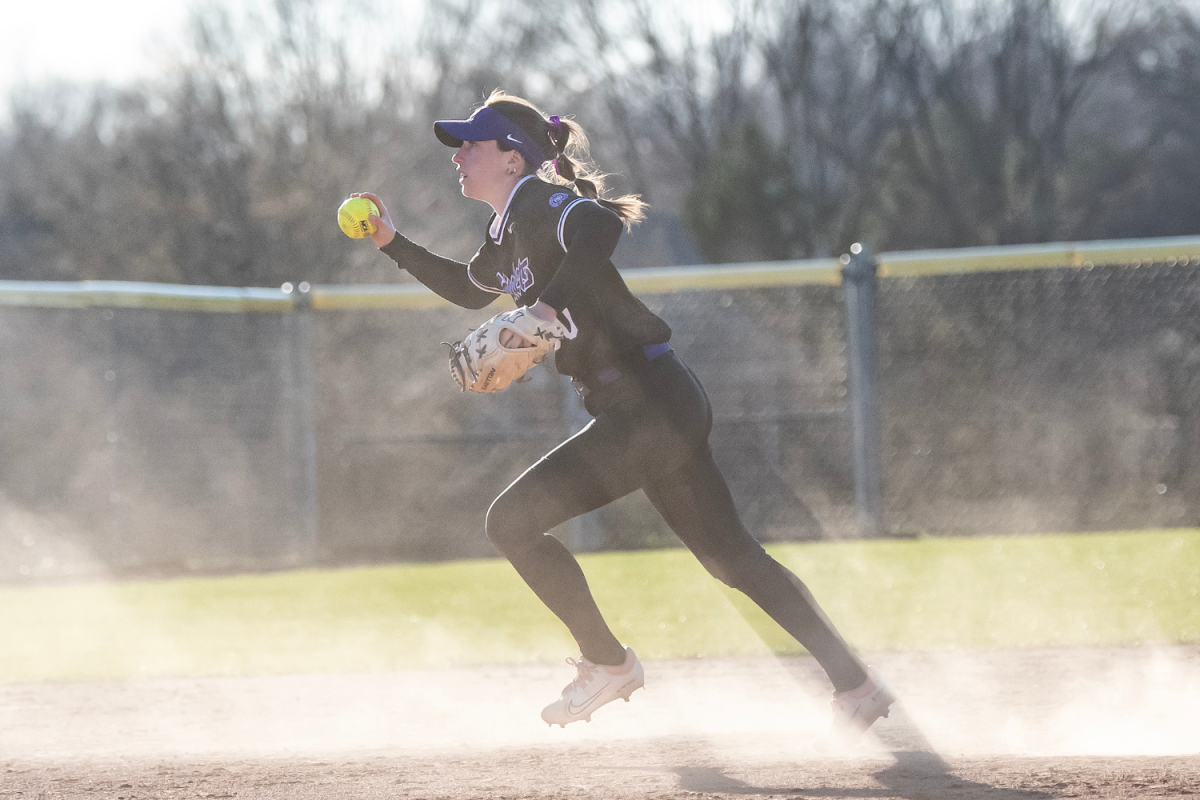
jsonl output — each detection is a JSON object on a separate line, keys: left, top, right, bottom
{"left": 381, "top": 176, "right": 671, "bottom": 382}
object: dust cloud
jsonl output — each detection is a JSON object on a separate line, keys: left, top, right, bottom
{"left": 1, "top": 645, "right": 1196, "bottom": 763}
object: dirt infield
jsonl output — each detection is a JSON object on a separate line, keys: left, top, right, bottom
{"left": 3, "top": 646, "right": 1199, "bottom": 798}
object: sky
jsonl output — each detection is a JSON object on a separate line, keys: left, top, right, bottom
{"left": 0, "top": 0, "right": 1176, "bottom": 99}
{"left": 0, "top": 0, "right": 193, "bottom": 95}
{"left": 0, "top": 0, "right": 434, "bottom": 103}
{"left": 0, "top": 0, "right": 739, "bottom": 105}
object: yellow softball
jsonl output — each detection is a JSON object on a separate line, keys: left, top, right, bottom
{"left": 337, "top": 196, "right": 379, "bottom": 239}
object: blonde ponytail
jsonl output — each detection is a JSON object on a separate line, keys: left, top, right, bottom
{"left": 485, "top": 91, "right": 647, "bottom": 230}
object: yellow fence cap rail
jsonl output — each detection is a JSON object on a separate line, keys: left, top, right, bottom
{"left": 621, "top": 259, "right": 843, "bottom": 294}
{"left": 308, "top": 259, "right": 842, "bottom": 310}
{"left": 5, "top": 234, "right": 1199, "bottom": 313}
{"left": 311, "top": 283, "right": 455, "bottom": 310}
{"left": 878, "top": 235, "right": 1200, "bottom": 278}
{"left": 0, "top": 280, "right": 295, "bottom": 312}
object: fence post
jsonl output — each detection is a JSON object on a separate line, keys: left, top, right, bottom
{"left": 840, "top": 243, "right": 883, "bottom": 536}
{"left": 99, "top": 307, "right": 126, "bottom": 562}
{"left": 286, "top": 281, "right": 321, "bottom": 566}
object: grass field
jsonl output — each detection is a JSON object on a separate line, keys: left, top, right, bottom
{"left": 1, "top": 530, "right": 1197, "bottom": 684}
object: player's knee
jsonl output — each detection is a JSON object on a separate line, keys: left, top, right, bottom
{"left": 484, "top": 498, "right": 514, "bottom": 554}
{"left": 485, "top": 492, "right": 531, "bottom": 555}
{"left": 697, "top": 546, "right": 774, "bottom": 591}
{"left": 697, "top": 556, "right": 736, "bottom": 588}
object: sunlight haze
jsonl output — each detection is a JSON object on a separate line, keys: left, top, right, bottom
{"left": 0, "top": 0, "right": 191, "bottom": 93}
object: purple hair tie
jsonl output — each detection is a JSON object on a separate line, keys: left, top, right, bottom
{"left": 547, "top": 115, "right": 568, "bottom": 148}
{"left": 547, "top": 116, "right": 568, "bottom": 176}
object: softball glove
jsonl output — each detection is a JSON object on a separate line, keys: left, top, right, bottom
{"left": 445, "top": 306, "right": 569, "bottom": 393}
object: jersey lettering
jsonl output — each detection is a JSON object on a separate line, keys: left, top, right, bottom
{"left": 497, "top": 257, "right": 535, "bottom": 303}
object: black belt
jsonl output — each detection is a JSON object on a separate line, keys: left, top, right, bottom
{"left": 572, "top": 342, "right": 672, "bottom": 398}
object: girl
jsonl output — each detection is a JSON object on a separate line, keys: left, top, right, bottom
{"left": 352, "top": 91, "right": 893, "bottom": 747}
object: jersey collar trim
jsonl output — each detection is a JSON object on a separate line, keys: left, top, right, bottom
{"left": 489, "top": 175, "right": 537, "bottom": 244}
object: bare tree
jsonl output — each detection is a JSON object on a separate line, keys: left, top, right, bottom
{"left": 1, "top": 0, "right": 1198, "bottom": 283}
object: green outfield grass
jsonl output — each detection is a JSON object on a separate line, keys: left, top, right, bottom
{"left": 1, "top": 530, "right": 1197, "bottom": 683}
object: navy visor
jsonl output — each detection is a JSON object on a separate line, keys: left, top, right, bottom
{"left": 434, "top": 106, "right": 549, "bottom": 169}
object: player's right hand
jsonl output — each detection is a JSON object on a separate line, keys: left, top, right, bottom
{"left": 351, "top": 191, "right": 397, "bottom": 248}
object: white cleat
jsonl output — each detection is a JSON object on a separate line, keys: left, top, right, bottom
{"left": 814, "top": 666, "right": 895, "bottom": 752}
{"left": 541, "top": 647, "right": 645, "bottom": 727}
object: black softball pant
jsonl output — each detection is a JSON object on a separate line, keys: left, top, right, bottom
{"left": 485, "top": 352, "right": 868, "bottom": 692}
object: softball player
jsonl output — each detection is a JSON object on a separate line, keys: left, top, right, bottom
{"left": 353, "top": 91, "right": 893, "bottom": 747}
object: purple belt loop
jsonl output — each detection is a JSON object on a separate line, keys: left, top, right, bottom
{"left": 596, "top": 366, "right": 622, "bottom": 386}
{"left": 643, "top": 342, "right": 672, "bottom": 360}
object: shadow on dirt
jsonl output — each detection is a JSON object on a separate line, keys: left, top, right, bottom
{"left": 671, "top": 765, "right": 797, "bottom": 794}
{"left": 666, "top": 713, "right": 1051, "bottom": 798}
{"left": 868, "top": 705, "right": 1049, "bottom": 799}
{"left": 669, "top": 751, "right": 1052, "bottom": 798}
{"left": 872, "top": 751, "right": 1050, "bottom": 799}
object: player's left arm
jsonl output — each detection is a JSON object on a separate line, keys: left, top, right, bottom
{"left": 535, "top": 200, "right": 623, "bottom": 317}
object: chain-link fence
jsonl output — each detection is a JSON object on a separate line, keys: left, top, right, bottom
{"left": 879, "top": 258, "right": 1200, "bottom": 536}
{"left": 0, "top": 288, "right": 317, "bottom": 580}
{"left": 3, "top": 236, "right": 1199, "bottom": 582}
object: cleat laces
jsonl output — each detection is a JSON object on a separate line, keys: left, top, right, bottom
{"left": 563, "top": 657, "right": 599, "bottom": 694}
